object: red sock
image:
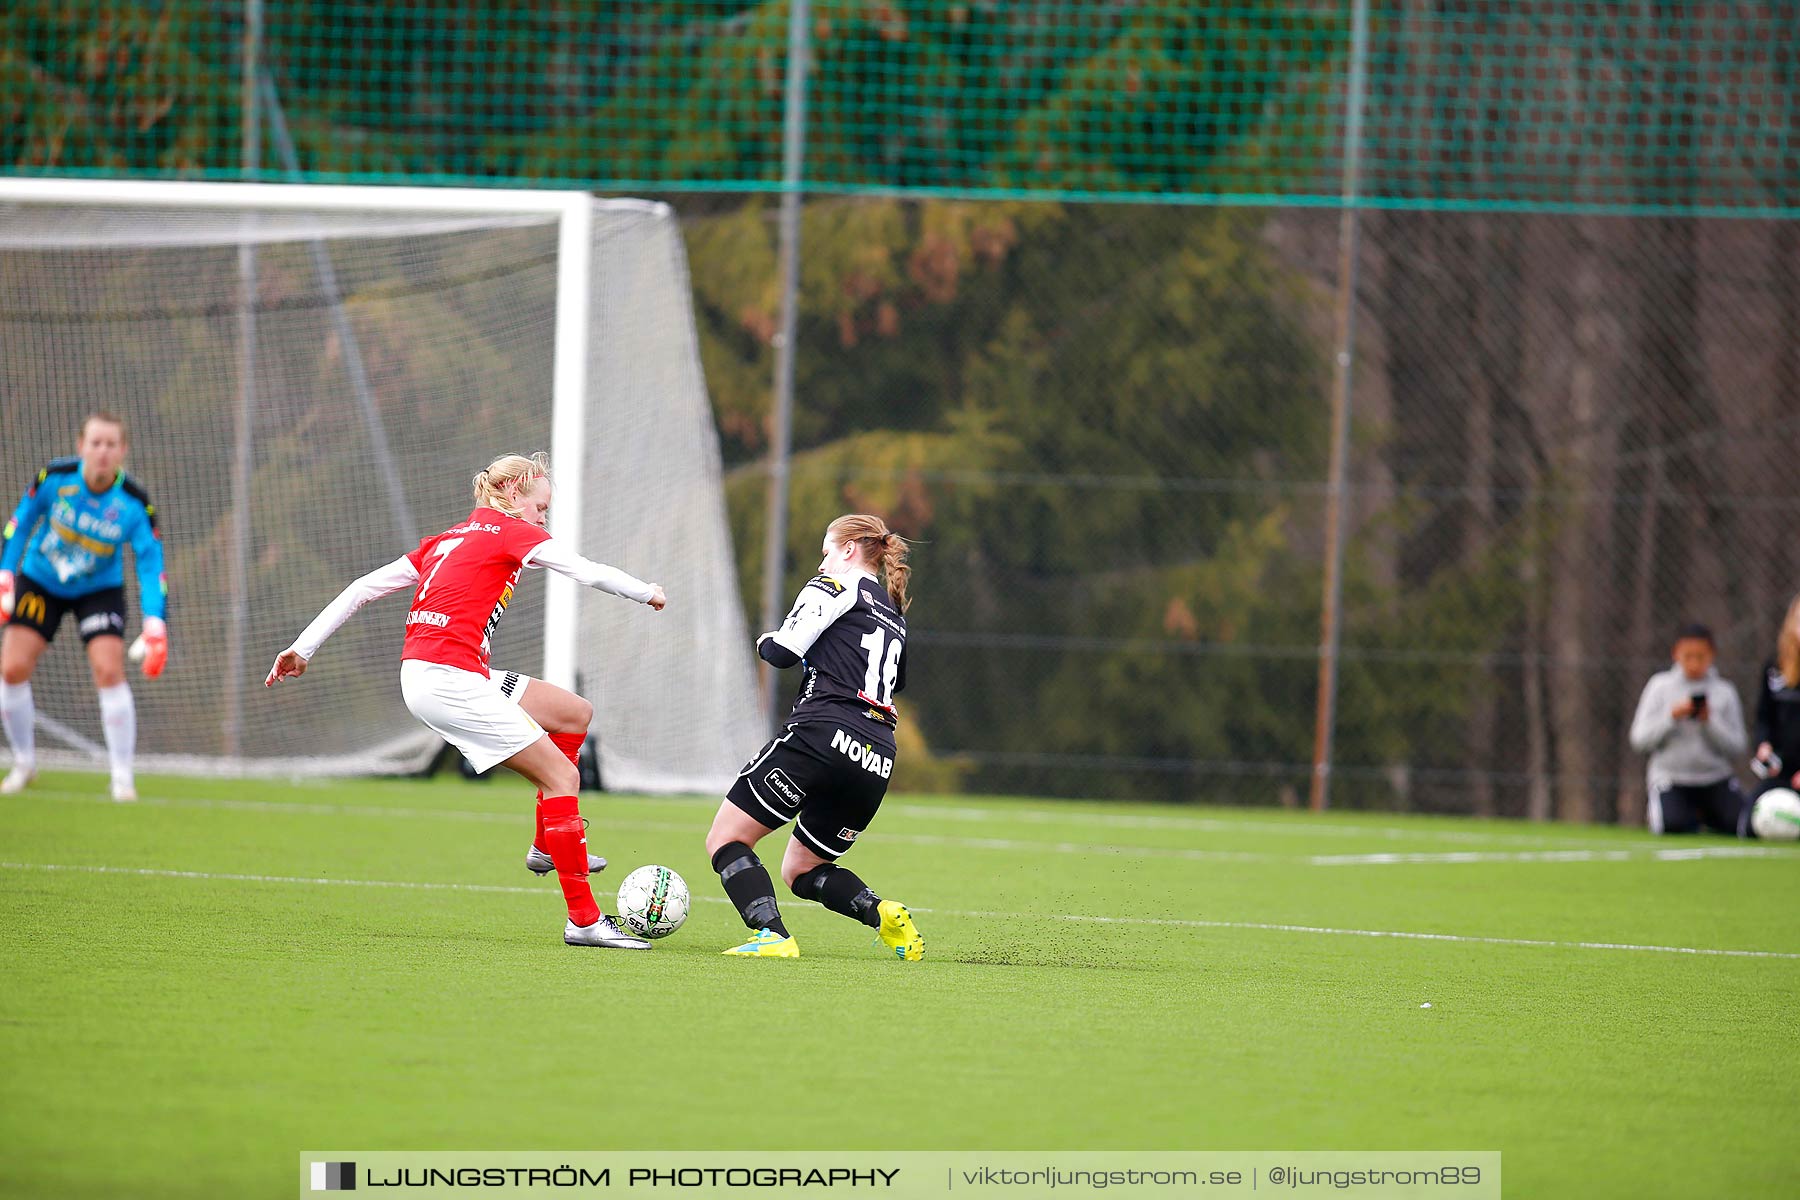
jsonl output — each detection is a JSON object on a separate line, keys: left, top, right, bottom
{"left": 551, "top": 731, "right": 585, "bottom": 768}
{"left": 540, "top": 793, "right": 600, "bottom": 927}
{"left": 532, "top": 736, "right": 585, "bottom": 852}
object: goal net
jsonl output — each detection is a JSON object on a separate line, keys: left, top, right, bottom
{"left": 0, "top": 180, "right": 761, "bottom": 793}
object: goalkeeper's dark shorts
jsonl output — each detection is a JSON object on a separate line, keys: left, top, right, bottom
{"left": 726, "top": 721, "right": 894, "bottom": 859}
{"left": 7, "top": 573, "right": 127, "bottom": 645}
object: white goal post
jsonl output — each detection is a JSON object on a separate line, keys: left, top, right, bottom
{"left": 0, "top": 177, "right": 761, "bottom": 791}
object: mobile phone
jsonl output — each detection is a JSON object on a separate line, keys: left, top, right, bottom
{"left": 1690, "top": 691, "right": 1708, "bottom": 712}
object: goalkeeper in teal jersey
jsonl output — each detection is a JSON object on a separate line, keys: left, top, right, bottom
{"left": 1, "top": 413, "right": 168, "bottom": 802}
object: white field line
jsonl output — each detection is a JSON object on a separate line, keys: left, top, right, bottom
{"left": 662, "top": 792, "right": 1636, "bottom": 848}
{"left": 14, "top": 782, "right": 1646, "bottom": 848}
{"left": 884, "top": 802, "right": 1595, "bottom": 846}
{"left": 4, "top": 860, "right": 1796, "bottom": 961}
{"left": 12, "top": 788, "right": 1789, "bottom": 867}
{"left": 887, "top": 832, "right": 1273, "bottom": 863}
{"left": 932, "top": 905, "right": 1800, "bottom": 961}
{"left": 0, "top": 860, "right": 546, "bottom": 896}
{"left": 1310, "top": 846, "right": 1794, "bottom": 866}
{"left": 885, "top": 836, "right": 1791, "bottom": 866}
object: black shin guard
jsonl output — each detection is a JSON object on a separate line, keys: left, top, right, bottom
{"left": 711, "top": 842, "right": 788, "bottom": 937}
{"left": 792, "top": 863, "right": 882, "bottom": 929}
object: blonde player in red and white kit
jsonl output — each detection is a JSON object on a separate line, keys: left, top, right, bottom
{"left": 266, "top": 453, "right": 666, "bottom": 949}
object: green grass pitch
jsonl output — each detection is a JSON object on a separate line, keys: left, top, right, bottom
{"left": 3, "top": 770, "right": 1798, "bottom": 1198}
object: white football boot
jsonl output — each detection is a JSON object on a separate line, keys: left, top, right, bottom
{"left": 0, "top": 765, "right": 35, "bottom": 795}
{"left": 563, "top": 914, "right": 651, "bottom": 950}
{"left": 526, "top": 847, "right": 606, "bottom": 876}
{"left": 110, "top": 774, "right": 137, "bottom": 803}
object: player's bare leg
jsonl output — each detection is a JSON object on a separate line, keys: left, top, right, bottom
{"left": 0, "top": 625, "right": 48, "bottom": 794}
{"left": 503, "top": 735, "right": 644, "bottom": 949}
{"left": 707, "top": 802, "right": 799, "bottom": 956}
{"left": 783, "top": 836, "right": 923, "bottom": 962}
{"left": 515, "top": 678, "right": 604, "bottom": 876}
{"left": 85, "top": 634, "right": 135, "bottom": 802}
{"left": 518, "top": 679, "right": 591, "bottom": 735}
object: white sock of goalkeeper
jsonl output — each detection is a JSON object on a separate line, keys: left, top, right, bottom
{"left": 98, "top": 683, "right": 135, "bottom": 785}
{"left": 0, "top": 680, "right": 34, "bottom": 768}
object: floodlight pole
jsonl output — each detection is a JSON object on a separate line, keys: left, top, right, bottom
{"left": 758, "top": 0, "right": 812, "bottom": 731}
{"left": 1309, "top": 0, "right": 1371, "bottom": 812}
{"left": 223, "top": 0, "right": 264, "bottom": 758}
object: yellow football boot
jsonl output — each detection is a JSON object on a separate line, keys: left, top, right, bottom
{"left": 723, "top": 929, "right": 800, "bottom": 957}
{"left": 876, "top": 900, "right": 924, "bottom": 961}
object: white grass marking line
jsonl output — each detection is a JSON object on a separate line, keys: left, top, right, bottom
{"left": 12, "top": 788, "right": 1791, "bottom": 866}
{"left": 22, "top": 787, "right": 527, "bottom": 825}
{"left": 888, "top": 837, "right": 1788, "bottom": 866}
{"left": 4, "top": 861, "right": 1798, "bottom": 961}
{"left": 710, "top": 792, "right": 1634, "bottom": 848}
{"left": 886, "top": 803, "right": 1594, "bottom": 846}
{"left": 926, "top": 906, "right": 1800, "bottom": 961}
{"left": 16, "top": 783, "right": 1648, "bottom": 848}
{"left": 889, "top": 832, "right": 1273, "bottom": 863}
{"left": 1, "top": 860, "right": 544, "bottom": 896}
{"left": 1310, "top": 847, "right": 1792, "bottom": 866}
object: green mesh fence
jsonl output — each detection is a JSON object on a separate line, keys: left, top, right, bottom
{"left": 687, "top": 194, "right": 1800, "bottom": 816}
{"left": 4, "top": 1, "right": 1797, "bottom": 215}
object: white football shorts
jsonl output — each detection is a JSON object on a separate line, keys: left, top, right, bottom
{"left": 400, "top": 660, "right": 542, "bottom": 773}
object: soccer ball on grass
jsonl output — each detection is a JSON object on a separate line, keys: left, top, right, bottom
{"left": 1750, "top": 788, "right": 1800, "bottom": 842}
{"left": 616, "top": 865, "right": 690, "bottom": 939}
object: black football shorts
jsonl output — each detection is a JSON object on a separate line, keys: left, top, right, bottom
{"left": 726, "top": 721, "right": 896, "bottom": 859}
{"left": 7, "top": 573, "right": 127, "bottom": 646}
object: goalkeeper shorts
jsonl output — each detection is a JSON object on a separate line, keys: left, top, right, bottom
{"left": 400, "top": 659, "right": 544, "bottom": 773}
{"left": 7, "top": 573, "right": 127, "bottom": 646}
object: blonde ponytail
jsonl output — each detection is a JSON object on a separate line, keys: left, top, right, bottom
{"left": 827, "top": 513, "right": 911, "bottom": 613}
{"left": 472, "top": 451, "right": 551, "bottom": 517}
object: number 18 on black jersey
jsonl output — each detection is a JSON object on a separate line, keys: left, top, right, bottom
{"left": 757, "top": 572, "right": 907, "bottom": 747}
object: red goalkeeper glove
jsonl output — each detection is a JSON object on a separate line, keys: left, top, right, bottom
{"left": 0, "top": 570, "right": 14, "bottom": 621}
{"left": 129, "top": 616, "right": 168, "bottom": 678}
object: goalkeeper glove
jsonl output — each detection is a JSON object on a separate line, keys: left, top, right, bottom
{"left": 128, "top": 616, "right": 168, "bottom": 678}
{"left": 0, "top": 570, "right": 12, "bottom": 619}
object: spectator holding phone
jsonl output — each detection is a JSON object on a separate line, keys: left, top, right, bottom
{"left": 1750, "top": 593, "right": 1800, "bottom": 798}
{"left": 1630, "top": 622, "right": 1749, "bottom": 835}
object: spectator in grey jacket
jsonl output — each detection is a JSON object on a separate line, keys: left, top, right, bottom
{"left": 1629, "top": 622, "right": 1749, "bottom": 836}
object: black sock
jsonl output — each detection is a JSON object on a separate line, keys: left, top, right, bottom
{"left": 711, "top": 842, "right": 788, "bottom": 937}
{"left": 792, "top": 863, "right": 882, "bottom": 929}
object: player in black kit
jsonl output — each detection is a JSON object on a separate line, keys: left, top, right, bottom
{"left": 704, "top": 513, "right": 925, "bottom": 960}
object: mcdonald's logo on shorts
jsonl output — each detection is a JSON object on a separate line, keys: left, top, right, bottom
{"left": 15, "top": 591, "right": 47, "bottom": 625}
